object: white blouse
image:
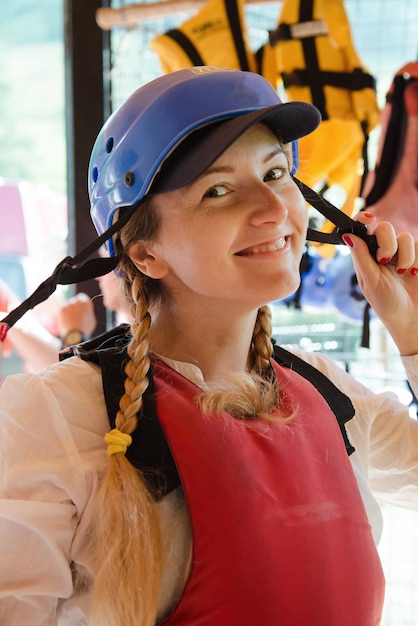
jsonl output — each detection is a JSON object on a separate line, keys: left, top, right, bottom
{"left": 1, "top": 350, "right": 418, "bottom": 625}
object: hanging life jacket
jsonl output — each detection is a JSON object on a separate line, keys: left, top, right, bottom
{"left": 61, "top": 326, "right": 386, "bottom": 625}
{"left": 269, "top": 0, "right": 380, "bottom": 251}
{"left": 150, "top": 0, "right": 256, "bottom": 74}
{"left": 361, "top": 62, "right": 418, "bottom": 238}
{"left": 149, "top": 0, "right": 282, "bottom": 93}
{"left": 270, "top": 0, "right": 379, "bottom": 129}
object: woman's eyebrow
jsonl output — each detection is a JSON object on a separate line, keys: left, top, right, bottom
{"left": 202, "top": 164, "right": 235, "bottom": 176}
{"left": 265, "top": 146, "right": 286, "bottom": 162}
{"left": 201, "top": 146, "right": 286, "bottom": 178}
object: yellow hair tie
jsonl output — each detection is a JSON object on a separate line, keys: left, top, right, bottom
{"left": 104, "top": 429, "right": 132, "bottom": 457}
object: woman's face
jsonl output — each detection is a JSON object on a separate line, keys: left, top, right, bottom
{"left": 131, "top": 124, "right": 308, "bottom": 311}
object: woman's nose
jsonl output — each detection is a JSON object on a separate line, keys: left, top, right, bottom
{"left": 247, "top": 183, "right": 288, "bottom": 224}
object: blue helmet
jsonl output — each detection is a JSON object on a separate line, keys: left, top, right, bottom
{"left": 89, "top": 67, "right": 321, "bottom": 256}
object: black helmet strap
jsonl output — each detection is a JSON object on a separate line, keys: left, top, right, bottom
{"left": 296, "top": 179, "right": 378, "bottom": 257}
{"left": 1, "top": 184, "right": 376, "bottom": 331}
{"left": 1, "top": 204, "right": 138, "bottom": 330}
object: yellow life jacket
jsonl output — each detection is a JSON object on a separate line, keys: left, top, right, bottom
{"left": 150, "top": 0, "right": 256, "bottom": 73}
{"left": 270, "top": 0, "right": 379, "bottom": 128}
{"left": 321, "top": 0, "right": 380, "bottom": 132}
{"left": 254, "top": 40, "right": 278, "bottom": 89}
{"left": 268, "top": 0, "right": 380, "bottom": 256}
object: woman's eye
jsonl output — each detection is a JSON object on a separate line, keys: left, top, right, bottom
{"left": 204, "top": 184, "right": 228, "bottom": 198}
{"left": 264, "top": 167, "right": 284, "bottom": 182}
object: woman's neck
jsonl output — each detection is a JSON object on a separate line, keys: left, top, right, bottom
{"left": 148, "top": 305, "right": 258, "bottom": 381}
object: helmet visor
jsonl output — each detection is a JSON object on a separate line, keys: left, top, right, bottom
{"left": 150, "top": 102, "right": 320, "bottom": 194}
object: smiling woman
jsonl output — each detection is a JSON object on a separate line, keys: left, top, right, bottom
{"left": 1, "top": 66, "right": 418, "bottom": 626}
{"left": 139, "top": 125, "right": 307, "bottom": 321}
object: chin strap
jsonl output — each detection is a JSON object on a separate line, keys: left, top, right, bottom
{"left": 1, "top": 183, "right": 377, "bottom": 337}
{"left": 295, "top": 179, "right": 378, "bottom": 258}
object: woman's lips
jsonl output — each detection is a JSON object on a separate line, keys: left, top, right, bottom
{"left": 237, "top": 237, "right": 287, "bottom": 256}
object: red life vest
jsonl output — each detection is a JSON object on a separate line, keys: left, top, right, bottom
{"left": 153, "top": 358, "right": 385, "bottom": 626}
{"left": 70, "top": 328, "right": 384, "bottom": 623}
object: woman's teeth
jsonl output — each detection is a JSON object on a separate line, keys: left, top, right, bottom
{"left": 240, "top": 238, "right": 286, "bottom": 255}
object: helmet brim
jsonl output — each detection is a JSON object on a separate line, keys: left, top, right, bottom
{"left": 149, "top": 102, "right": 321, "bottom": 195}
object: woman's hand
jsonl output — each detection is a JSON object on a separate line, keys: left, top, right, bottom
{"left": 342, "top": 213, "right": 418, "bottom": 356}
{"left": 57, "top": 293, "right": 97, "bottom": 339}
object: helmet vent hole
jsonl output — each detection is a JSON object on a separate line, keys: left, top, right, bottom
{"left": 92, "top": 166, "right": 99, "bottom": 183}
{"left": 124, "top": 172, "right": 135, "bottom": 187}
{"left": 106, "top": 137, "right": 114, "bottom": 153}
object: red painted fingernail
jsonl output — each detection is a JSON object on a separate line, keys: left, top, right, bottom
{"left": 342, "top": 235, "right": 353, "bottom": 248}
{"left": 363, "top": 212, "right": 374, "bottom": 219}
{"left": 410, "top": 268, "right": 418, "bottom": 276}
{"left": 379, "top": 257, "right": 391, "bottom": 265}
{"left": 0, "top": 323, "right": 9, "bottom": 342}
{"left": 397, "top": 268, "right": 407, "bottom": 275}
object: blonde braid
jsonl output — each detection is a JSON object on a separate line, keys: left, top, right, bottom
{"left": 117, "top": 276, "right": 151, "bottom": 433}
{"left": 91, "top": 274, "right": 163, "bottom": 626}
{"left": 198, "top": 305, "right": 281, "bottom": 419}
{"left": 251, "top": 305, "right": 274, "bottom": 372}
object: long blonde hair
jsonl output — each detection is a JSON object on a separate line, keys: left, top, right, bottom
{"left": 89, "top": 196, "right": 291, "bottom": 625}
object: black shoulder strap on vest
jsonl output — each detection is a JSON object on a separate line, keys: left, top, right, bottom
{"left": 62, "top": 324, "right": 181, "bottom": 500}
{"left": 273, "top": 343, "right": 355, "bottom": 455}
{"left": 64, "top": 325, "right": 356, "bottom": 498}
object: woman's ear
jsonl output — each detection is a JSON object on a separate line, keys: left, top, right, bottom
{"left": 127, "top": 241, "right": 169, "bottom": 279}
